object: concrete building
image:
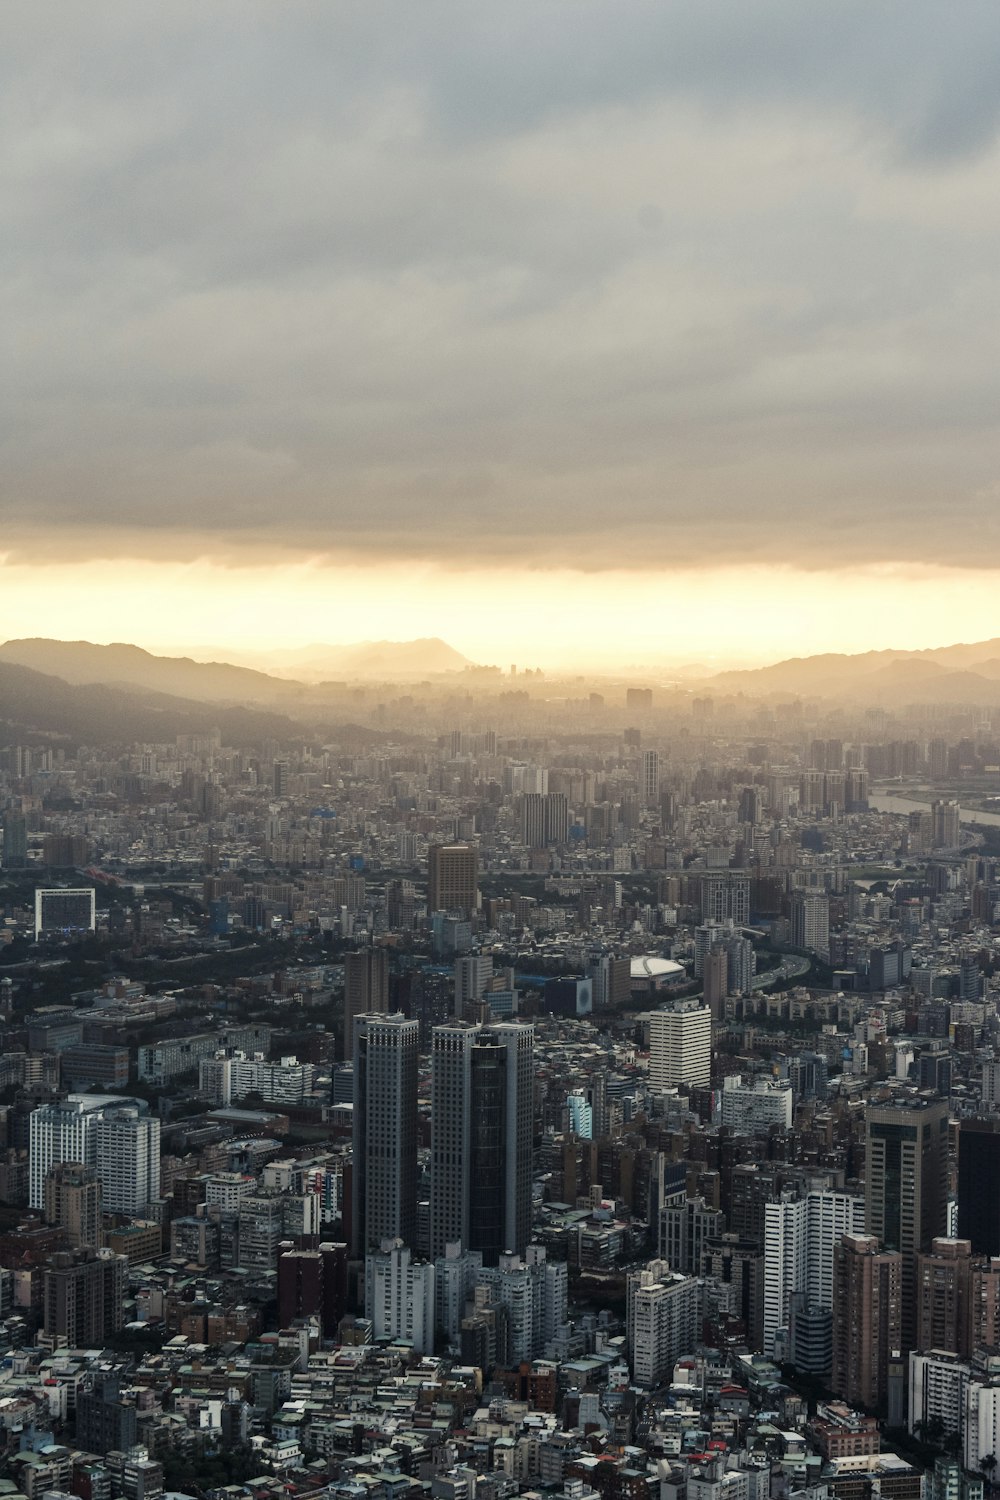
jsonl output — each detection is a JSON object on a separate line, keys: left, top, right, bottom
{"left": 648, "top": 999, "right": 711, "bottom": 1091}
{"left": 364, "top": 1238, "right": 436, "bottom": 1355}
{"left": 352, "top": 1013, "right": 419, "bottom": 1256}
{"left": 830, "top": 1233, "right": 902, "bottom": 1411}
{"left": 627, "top": 1259, "right": 700, "bottom": 1389}
{"left": 43, "top": 1163, "right": 103, "bottom": 1249}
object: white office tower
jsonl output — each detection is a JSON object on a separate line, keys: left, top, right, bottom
{"left": 763, "top": 1186, "right": 865, "bottom": 1355}
{"left": 430, "top": 1022, "right": 533, "bottom": 1263}
{"left": 435, "top": 1241, "right": 484, "bottom": 1345}
{"left": 648, "top": 999, "right": 711, "bottom": 1090}
{"left": 29, "top": 1095, "right": 158, "bottom": 1212}
{"left": 352, "top": 1013, "right": 419, "bottom": 1256}
{"left": 95, "top": 1106, "right": 160, "bottom": 1214}
{"left": 626, "top": 1260, "right": 700, "bottom": 1388}
{"left": 365, "top": 1238, "right": 436, "bottom": 1355}
{"left": 454, "top": 954, "right": 493, "bottom": 1018}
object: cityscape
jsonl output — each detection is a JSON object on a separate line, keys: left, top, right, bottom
{"left": 3, "top": 637, "right": 1000, "bottom": 1500}
{"left": 6, "top": 7, "right": 1000, "bottom": 1500}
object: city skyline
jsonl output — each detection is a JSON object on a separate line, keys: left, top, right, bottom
{"left": 5, "top": 3, "right": 1000, "bottom": 667}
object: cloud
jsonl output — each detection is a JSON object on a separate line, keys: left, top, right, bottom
{"left": 4, "top": 1, "right": 1000, "bottom": 572}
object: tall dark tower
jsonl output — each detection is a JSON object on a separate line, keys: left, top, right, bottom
{"left": 958, "top": 1117, "right": 1000, "bottom": 1255}
{"left": 865, "top": 1096, "right": 949, "bottom": 1351}
{"left": 351, "top": 1013, "right": 418, "bottom": 1257}
{"left": 430, "top": 1022, "right": 533, "bottom": 1264}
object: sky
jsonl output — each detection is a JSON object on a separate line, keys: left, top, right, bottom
{"left": 4, "top": 2, "right": 1000, "bottom": 668}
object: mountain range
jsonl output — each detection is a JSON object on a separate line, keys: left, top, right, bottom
{"left": 0, "top": 636, "right": 472, "bottom": 703}
{"left": 706, "top": 637, "right": 1000, "bottom": 703}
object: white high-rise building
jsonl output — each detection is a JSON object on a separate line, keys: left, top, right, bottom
{"left": 648, "top": 999, "right": 711, "bottom": 1090}
{"left": 434, "top": 1241, "right": 483, "bottom": 1345}
{"left": 763, "top": 1186, "right": 866, "bottom": 1356}
{"left": 719, "top": 1077, "right": 793, "bottom": 1134}
{"left": 365, "top": 1238, "right": 436, "bottom": 1355}
{"left": 29, "top": 1095, "right": 159, "bottom": 1213}
{"left": 95, "top": 1106, "right": 160, "bottom": 1215}
{"left": 454, "top": 954, "right": 494, "bottom": 1018}
{"left": 627, "top": 1259, "right": 700, "bottom": 1388}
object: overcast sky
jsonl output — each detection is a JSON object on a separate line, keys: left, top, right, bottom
{"left": 3, "top": 2, "right": 1000, "bottom": 656}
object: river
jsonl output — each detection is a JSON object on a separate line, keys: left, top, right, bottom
{"left": 869, "top": 792, "right": 1000, "bottom": 828}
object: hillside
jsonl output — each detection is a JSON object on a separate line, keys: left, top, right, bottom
{"left": 0, "top": 639, "right": 304, "bottom": 704}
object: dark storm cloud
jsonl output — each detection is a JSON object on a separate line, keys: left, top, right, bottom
{"left": 4, "top": 0, "right": 1000, "bottom": 569}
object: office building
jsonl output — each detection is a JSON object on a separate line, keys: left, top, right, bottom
{"left": 865, "top": 1096, "right": 949, "bottom": 1349}
{"left": 588, "top": 954, "right": 631, "bottom": 1011}
{"left": 430, "top": 1021, "right": 533, "bottom": 1263}
{"left": 700, "top": 873, "right": 750, "bottom": 925}
{"left": 830, "top": 1233, "right": 902, "bottom": 1411}
{"left": 648, "top": 999, "right": 711, "bottom": 1090}
{"left": 932, "top": 800, "right": 961, "bottom": 849}
{"left": 34, "top": 887, "right": 96, "bottom": 939}
{"left": 1, "top": 813, "right": 27, "bottom": 868}
{"left": 352, "top": 1013, "right": 419, "bottom": 1256}
{"left": 427, "top": 843, "right": 478, "bottom": 916}
{"left": 43, "top": 1248, "right": 128, "bottom": 1345}
{"left": 958, "top": 1118, "right": 1000, "bottom": 1255}
{"left": 454, "top": 953, "right": 493, "bottom": 1018}
{"left": 95, "top": 1105, "right": 161, "bottom": 1215}
{"left": 642, "top": 750, "right": 659, "bottom": 806}
{"left": 343, "top": 948, "right": 388, "bottom": 1054}
{"left": 43, "top": 1163, "right": 103, "bottom": 1249}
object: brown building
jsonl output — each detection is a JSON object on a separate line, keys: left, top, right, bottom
{"left": 916, "top": 1237, "right": 973, "bottom": 1356}
{"left": 831, "top": 1233, "right": 902, "bottom": 1411}
{"left": 427, "top": 843, "right": 478, "bottom": 917}
{"left": 343, "top": 948, "right": 389, "bottom": 1057}
{"left": 43, "top": 1248, "right": 127, "bottom": 1345}
{"left": 277, "top": 1242, "right": 347, "bottom": 1336}
{"left": 44, "top": 1163, "right": 103, "bottom": 1250}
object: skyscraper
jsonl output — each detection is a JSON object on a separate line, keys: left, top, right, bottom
{"left": 427, "top": 843, "right": 478, "bottom": 916}
{"left": 648, "top": 999, "right": 711, "bottom": 1090}
{"left": 642, "top": 749, "right": 659, "bottom": 806}
{"left": 29, "top": 1095, "right": 158, "bottom": 1214}
{"left": 352, "top": 1013, "right": 419, "bottom": 1256}
{"left": 96, "top": 1105, "right": 160, "bottom": 1215}
{"left": 44, "top": 1163, "right": 103, "bottom": 1249}
{"left": 430, "top": 1021, "right": 534, "bottom": 1264}
{"left": 958, "top": 1118, "right": 1000, "bottom": 1255}
{"left": 865, "top": 1096, "right": 949, "bottom": 1350}
{"left": 343, "top": 947, "right": 389, "bottom": 1055}
{"left": 830, "top": 1233, "right": 902, "bottom": 1411}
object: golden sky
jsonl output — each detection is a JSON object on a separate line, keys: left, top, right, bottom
{"left": 2, "top": 553, "right": 998, "bottom": 671}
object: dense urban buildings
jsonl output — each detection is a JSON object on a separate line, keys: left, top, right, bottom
{"left": 4, "top": 655, "right": 1000, "bottom": 1500}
